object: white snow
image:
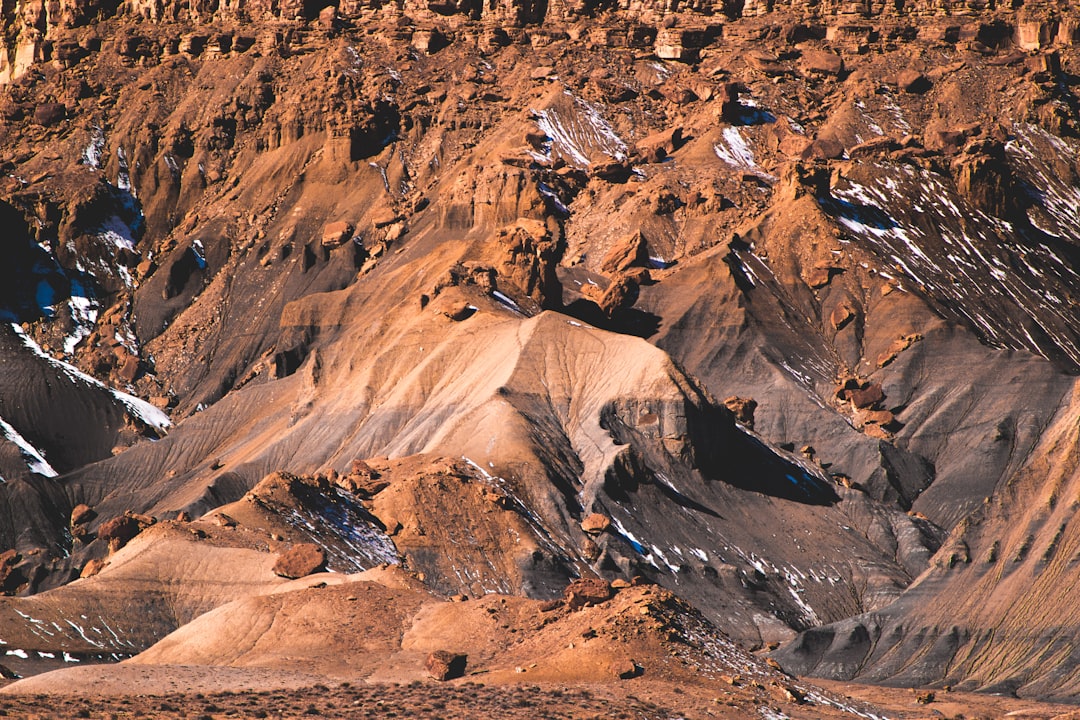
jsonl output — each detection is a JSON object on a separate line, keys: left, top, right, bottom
{"left": 81, "top": 127, "right": 105, "bottom": 170}
{"left": 533, "top": 92, "right": 627, "bottom": 168}
{"left": 0, "top": 415, "right": 57, "bottom": 477}
{"left": 714, "top": 127, "right": 757, "bottom": 169}
{"left": 11, "top": 324, "right": 171, "bottom": 431}
{"left": 6, "top": 649, "right": 28, "bottom": 659}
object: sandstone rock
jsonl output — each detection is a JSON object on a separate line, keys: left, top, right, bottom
{"left": 80, "top": 558, "right": 107, "bottom": 578}
{"left": 425, "top": 650, "right": 467, "bottom": 680}
{"left": 597, "top": 275, "right": 639, "bottom": 317}
{"left": 98, "top": 513, "right": 152, "bottom": 552}
{"left": 804, "top": 264, "right": 840, "bottom": 289}
{"left": 443, "top": 302, "right": 477, "bottom": 321}
{"left": 591, "top": 160, "right": 633, "bottom": 182}
{"left": 723, "top": 396, "right": 757, "bottom": 429}
{"left": 564, "top": 578, "right": 614, "bottom": 609}
{"left": 897, "top": 70, "right": 931, "bottom": 93}
{"left": 70, "top": 503, "right": 96, "bottom": 526}
{"left": 580, "top": 513, "right": 611, "bottom": 534}
{"left": 609, "top": 658, "right": 641, "bottom": 679}
{"left": 600, "top": 231, "right": 649, "bottom": 274}
{"left": 830, "top": 303, "right": 855, "bottom": 330}
{"left": 847, "top": 382, "right": 884, "bottom": 409}
{"left": 635, "top": 126, "right": 684, "bottom": 163}
{"left": 322, "top": 221, "right": 354, "bottom": 248}
{"left": 273, "top": 543, "right": 326, "bottom": 578}
{"left": 800, "top": 49, "right": 844, "bottom": 76}
{"left": 33, "top": 103, "right": 66, "bottom": 126}
{"left": 0, "top": 550, "right": 21, "bottom": 593}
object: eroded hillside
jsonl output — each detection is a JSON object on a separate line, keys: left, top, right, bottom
{"left": 2, "top": 0, "right": 1080, "bottom": 707}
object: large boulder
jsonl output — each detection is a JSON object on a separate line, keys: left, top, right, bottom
{"left": 273, "top": 543, "right": 327, "bottom": 579}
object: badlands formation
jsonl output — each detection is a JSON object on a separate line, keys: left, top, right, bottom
{"left": 3, "top": 0, "right": 1080, "bottom": 714}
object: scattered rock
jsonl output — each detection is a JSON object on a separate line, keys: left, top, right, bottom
{"left": 600, "top": 231, "right": 649, "bottom": 274}
{"left": 580, "top": 513, "right": 611, "bottom": 534}
{"left": 80, "top": 558, "right": 107, "bottom": 578}
{"left": 609, "top": 658, "right": 642, "bottom": 679}
{"left": 897, "top": 70, "right": 931, "bottom": 93}
{"left": 723, "top": 396, "right": 757, "bottom": 429}
{"left": 70, "top": 503, "right": 96, "bottom": 526}
{"left": 564, "top": 578, "right": 614, "bottom": 609}
{"left": 321, "top": 221, "right": 354, "bottom": 248}
{"left": 0, "top": 550, "right": 22, "bottom": 593}
{"left": 799, "top": 49, "right": 844, "bottom": 76}
{"left": 847, "top": 382, "right": 885, "bottom": 409}
{"left": 273, "top": 543, "right": 327, "bottom": 579}
{"left": 425, "top": 650, "right": 467, "bottom": 680}
{"left": 98, "top": 512, "right": 154, "bottom": 552}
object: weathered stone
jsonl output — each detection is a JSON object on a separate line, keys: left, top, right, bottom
{"left": 609, "top": 658, "right": 641, "bottom": 679}
{"left": 70, "top": 503, "right": 96, "bottom": 527}
{"left": 564, "top": 578, "right": 614, "bottom": 609}
{"left": 580, "top": 513, "right": 611, "bottom": 534}
{"left": 425, "top": 650, "right": 467, "bottom": 680}
{"left": 322, "top": 221, "right": 354, "bottom": 248}
{"left": 273, "top": 543, "right": 326, "bottom": 578}
{"left": 800, "top": 49, "right": 844, "bottom": 76}
{"left": 723, "top": 396, "right": 758, "bottom": 429}
{"left": 600, "top": 231, "right": 648, "bottom": 274}
{"left": 897, "top": 70, "right": 931, "bottom": 93}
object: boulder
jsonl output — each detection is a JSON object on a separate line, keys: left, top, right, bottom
{"left": 897, "top": 70, "right": 931, "bottom": 93}
{"left": 723, "top": 396, "right": 758, "bottom": 429}
{"left": 321, "top": 221, "right": 354, "bottom": 248}
{"left": 847, "top": 382, "right": 885, "bottom": 409}
{"left": 800, "top": 49, "right": 844, "bottom": 76}
{"left": 70, "top": 503, "right": 96, "bottom": 526}
{"left": 0, "top": 550, "right": 21, "bottom": 593}
{"left": 564, "top": 578, "right": 614, "bottom": 609}
{"left": 425, "top": 650, "right": 467, "bottom": 680}
{"left": 830, "top": 303, "right": 855, "bottom": 330}
{"left": 98, "top": 512, "right": 152, "bottom": 552}
{"left": 33, "top": 103, "right": 66, "bottom": 126}
{"left": 273, "top": 543, "right": 327, "bottom": 578}
{"left": 600, "top": 231, "right": 649, "bottom": 274}
{"left": 597, "top": 275, "right": 639, "bottom": 317}
{"left": 580, "top": 513, "right": 611, "bottom": 534}
{"left": 635, "top": 126, "right": 685, "bottom": 162}
{"left": 80, "top": 558, "right": 107, "bottom": 578}
{"left": 609, "top": 658, "right": 642, "bottom": 679}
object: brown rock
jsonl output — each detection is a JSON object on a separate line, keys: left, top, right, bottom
{"left": 33, "top": 103, "right": 66, "bottom": 126}
{"left": 610, "top": 578, "right": 631, "bottom": 588}
{"left": 425, "top": 650, "right": 467, "bottom": 680}
{"left": 897, "top": 70, "right": 931, "bottom": 93}
{"left": 273, "top": 543, "right": 326, "bottom": 579}
{"left": 597, "top": 275, "right": 639, "bottom": 318}
{"left": 321, "top": 221, "right": 354, "bottom": 248}
{"left": 804, "top": 265, "right": 839, "bottom": 289}
{"left": 609, "top": 658, "right": 641, "bottom": 679}
{"left": 800, "top": 49, "right": 844, "bottom": 76}
{"left": 830, "top": 303, "right": 855, "bottom": 330}
{"left": 600, "top": 231, "right": 648, "bottom": 274}
{"left": 70, "top": 503, "right": 96, "bottom": 526}
{"left": 0, "top": 664, "right": 19, "bottom": 679}
{"left": 723, "top": 396, "right": 758, "bottom": 429}
{"left": 0, "top": 550, "right": 21, "bottom": 593}
{"left": 635, "top": 126, "right": 684, "bottom": 162}
{"left": 443, "top": 302, "right": 477, "bottom": 321}
{"left": 847, "top": 382, "right": 885, "bottom": 409}
{"left": 80, "top": 558, "right": 107, "bottom": 578}
{"left": 564, "top": 578, "right": 614, "bottom": 609}
{"left": 98, "top": 513, "right": 150, "bottom": 552}
{"left": 580, "top": 513, "right": 612, "bottom": 534}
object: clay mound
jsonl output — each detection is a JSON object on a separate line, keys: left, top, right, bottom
{"left": 4, "top": 577, "right": 885, "bottom": 719}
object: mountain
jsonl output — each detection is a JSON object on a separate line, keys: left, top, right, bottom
{"left": 2, "top": 0, "right": 1080, "bottom": 712}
